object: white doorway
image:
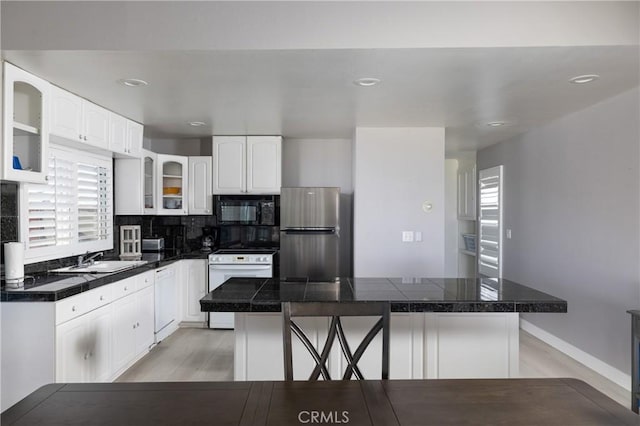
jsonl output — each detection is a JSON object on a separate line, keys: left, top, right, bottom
{"left": 478, "top": 165, "right": 503, "bottom": 278}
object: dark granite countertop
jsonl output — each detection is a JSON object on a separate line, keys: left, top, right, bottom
{"left": 1, "top": 250, "right": 210, "bottom": 302}
{"left": 200, "top": 277, "right": 567, "bottom": 313}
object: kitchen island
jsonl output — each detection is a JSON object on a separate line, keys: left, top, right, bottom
{"left": 200, "top": 277, "right": 566, "bottom": 381}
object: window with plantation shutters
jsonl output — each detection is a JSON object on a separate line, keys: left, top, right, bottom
{"left": 77, "top": 163, "right": 111, "bottom": 242}
{"left": 25, "top": 155, "right": 75, "bottom": 249}
{"left": 478, "top": 165, "right": 503, "bottom": 279}
{"left": 21, "top": 145, "right": 113, "bottom": 264}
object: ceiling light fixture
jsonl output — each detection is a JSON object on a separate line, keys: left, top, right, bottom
{"left": 486, "top": 121, "right": 506, "bottom": 127}
{"left": 353, "top": 77, "right": 381, "bottom": 87}
{"left": 119, "top": 78, "right": 148, "bottom": 87}
{"left": 569, "top": 74, "right": 600, "bottom": 84}
{"left": 188, "top": 121, "right": 206, "bottom": 127}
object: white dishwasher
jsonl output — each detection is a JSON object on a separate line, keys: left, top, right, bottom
{"left": 155, "top": 265, "right": 177, "bottom": 342}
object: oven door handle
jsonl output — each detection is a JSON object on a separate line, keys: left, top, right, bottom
{"left": 209, "top": 264, "right": 272, "bottom": 270}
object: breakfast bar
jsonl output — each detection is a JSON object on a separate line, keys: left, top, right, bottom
{"left": 200, "top": 277, "right": 567, "bottom": 381}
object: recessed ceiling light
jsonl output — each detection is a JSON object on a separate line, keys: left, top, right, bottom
{"left": 486, "top": 121, "right": 506, "bottom": 127}
{"left": 188, "top": 121, "right": 206, "bottom": 127}
{"left": 569, "top": 74, "right": 600, "bottom": 84}
{"left": 119, "top": 78, "right": 148, "bottom": 87}
{"left": 353, "top": 77, "right": 381, "bottom": 87}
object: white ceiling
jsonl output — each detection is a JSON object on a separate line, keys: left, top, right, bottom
{"left": 2, "top": 2, "right": 639, "bottom": 153}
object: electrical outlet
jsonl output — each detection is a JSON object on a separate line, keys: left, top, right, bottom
{"left": 506, "top": 229, "right": 512, "bottom": 239}
{"left": 402, "top": 231, "right": 414, "bottom": 242}
{"left": 415, "top": 231, "right": 423, "bottom": 242}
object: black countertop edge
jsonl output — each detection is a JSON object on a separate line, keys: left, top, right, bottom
{"left": 1, "top": 252, "right": 210, "bottom": 302}
{"left": 200, "top": 301, "right": 567, "bottom": 313}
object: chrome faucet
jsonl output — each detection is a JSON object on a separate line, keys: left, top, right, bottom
{"left": 77, "top": 251, "right": 104, "bottom": 267}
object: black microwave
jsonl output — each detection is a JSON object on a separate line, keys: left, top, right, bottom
{"left": 215, "top": 195, "right": 279, "bottom": 225}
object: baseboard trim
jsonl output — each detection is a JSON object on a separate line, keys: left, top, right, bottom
{"left": 520, "top": 319, "right": 630, "bottom": 391}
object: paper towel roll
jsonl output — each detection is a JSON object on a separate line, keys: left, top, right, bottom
{"left": 4, "top": 242, "right": 24, "bottom": 288}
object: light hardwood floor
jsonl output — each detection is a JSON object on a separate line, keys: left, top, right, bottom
{"left": 117, "top": 327, "right": 631, "bottom": 409}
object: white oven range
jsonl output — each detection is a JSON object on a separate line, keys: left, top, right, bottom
{"left": 208, "top": 250, "right": 274, "bottom": 329}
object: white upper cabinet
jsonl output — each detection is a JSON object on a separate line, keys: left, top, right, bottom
{"left": 82, "top": 101, "right": 110, "bottom": 149}
{"left": 50, "top": 85, "right": 82, "bottom": 143}
{"left": 110, "top": 113, "right": 143, "bottom": 158}
{"left": 50, "top": 85, "right": 109, "bottom": 150}
{"left": 114, "top": 149, "right": 156, "bottom": 215}
{"left": 457, "top": 164, "right": 477, "bottom": 220}
{"left": 2, "top": 62, "right": 50, "bottom": 183}
{"left": 108, "top": 113, "right": 127, "bottom": 154}
{"left": 247, "top": 136, "right": 282, "bottom": 193}
{"left": 157, "top": 154, "right": 188, "bottom": 215}
{"left": 188, "top": 156, "right": 212, "bottom": 215}
{"left": 143, "top": 151, "right": 157, "bottom": 214}
{"left": 212, "top": 135, "right": 281, "bottom": 194}
{"left": 127, "top": 120, "right": 143, "bottom": 158}
{"left": 213, "top": 136, "right": 245, "bottom": 193}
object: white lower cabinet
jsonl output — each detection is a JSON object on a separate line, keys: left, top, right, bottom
{"left": 56, "top": 303, "right": 112, "bottom": 382}
{"left": 2, "top": 269, "right": 157, "bottom": 411}
{"left": 234, "top": 312, "right": 520, "bottom": 381}
{"left": 56, "top": 271, "right": 155, "bottom": 383}
{"left": 181, "top": 259, "right": 207, "bottom": 323}
{"left": 111, "top": 287, "right": 138, "bottom": 374}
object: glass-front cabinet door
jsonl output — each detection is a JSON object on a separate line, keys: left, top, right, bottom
{"left": 143, "top": 151, "right": 157, "bottom": 214}
{"left": 2, "top": 62, "right": 50, "bottom": 183}
{"left": 156, "top": 154, "right": 188, "bottom": 215}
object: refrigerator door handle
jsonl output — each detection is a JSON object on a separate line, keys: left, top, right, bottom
{"left": 282, "top": 228, "right": 336, "bottom": 235}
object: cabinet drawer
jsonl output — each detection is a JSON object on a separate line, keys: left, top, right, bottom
{"left": 111, "top": 277, "right": 136, "bottom": 300}
{"left": 56, "top": 292, "right": 90, "bottom": 325}
{"left": 84, "top": 285, "right": 113, "bottom": 312}
{"left": 136, "top": 270, "right": 154, "bottom": 291}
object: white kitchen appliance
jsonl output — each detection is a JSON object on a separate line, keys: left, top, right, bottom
{"left": 208, "top": 250, "right": 274, "bottom": 329}
{"left": 155, "top": 265, "right": 177, "bottom": 341}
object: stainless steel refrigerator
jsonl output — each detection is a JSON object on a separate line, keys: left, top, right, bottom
{"left": 280, "top": 187, "right": 340, "bottom": 281}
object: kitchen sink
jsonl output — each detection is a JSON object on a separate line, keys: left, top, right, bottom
{"left": 50, "top": 260, "right": 147, "bottom": 274}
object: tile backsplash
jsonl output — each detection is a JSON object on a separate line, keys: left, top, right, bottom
{"left": 115, "top": 215, "right": 217, "bottom": 253}
{"left": 1, "top": 182, "right": 19, "bottom": 270}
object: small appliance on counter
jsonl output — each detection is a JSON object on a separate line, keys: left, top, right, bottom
{"left": 200, "top": 226, "right": 218, "bottom": 253}
{"left": 142, "top": 238, "right": 165, "bottom": 252}
{"left": 3, "top": 242, "right": 24, "bottom": 289}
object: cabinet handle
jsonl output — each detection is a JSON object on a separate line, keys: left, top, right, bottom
{"left": 79, "top": 134, "right": 82, "bottom": 140}
{"left": 45, "top": 176, "right": 49, "bottom": 181}
{"left": 100, "top": 295, "right": 104, "bottom": 301}
{"left": 84, "top": 136, "right": 88, "bottom": 141}
{"left": 133, "top": 324, "right": 136, "bottom": 329}
{"left": 72, "top": 306, "right": 77, "bottom": 312}
{"left": 89, "top": 352, "right": 93, "bottom": 358}
{"left": 124, "top": 286, "right": 128, "bottom": 291}
{"left": 84, "top": 353, "right": 88, "bottom": 360}
{"left": 137, "top": 322, "right": 140, "bottom": 327}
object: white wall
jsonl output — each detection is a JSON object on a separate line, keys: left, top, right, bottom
{"left": 353, "top": 128, "right": 445, "bottom": 277}
{"left": 282, "top": 138, "right": 353, "bottom": 276}
{"left": 477, "top": 87, "right": 640, "bottom": 376}
{"left": 144, "top": 137, "right": 209, "bottom": 156}
{"left": 444, "top": 159, "right": 459, "bottom": 277}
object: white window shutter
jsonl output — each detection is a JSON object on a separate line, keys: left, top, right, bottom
{"left": 478, "top": 165, "right": 503, "bottom": 278}
{"left": 22, "top": 145, "right": 113, "bottom": 263}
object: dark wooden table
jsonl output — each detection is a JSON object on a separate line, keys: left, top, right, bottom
{"left": 2, "top": 379, "right": 636, "bottom": 425}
